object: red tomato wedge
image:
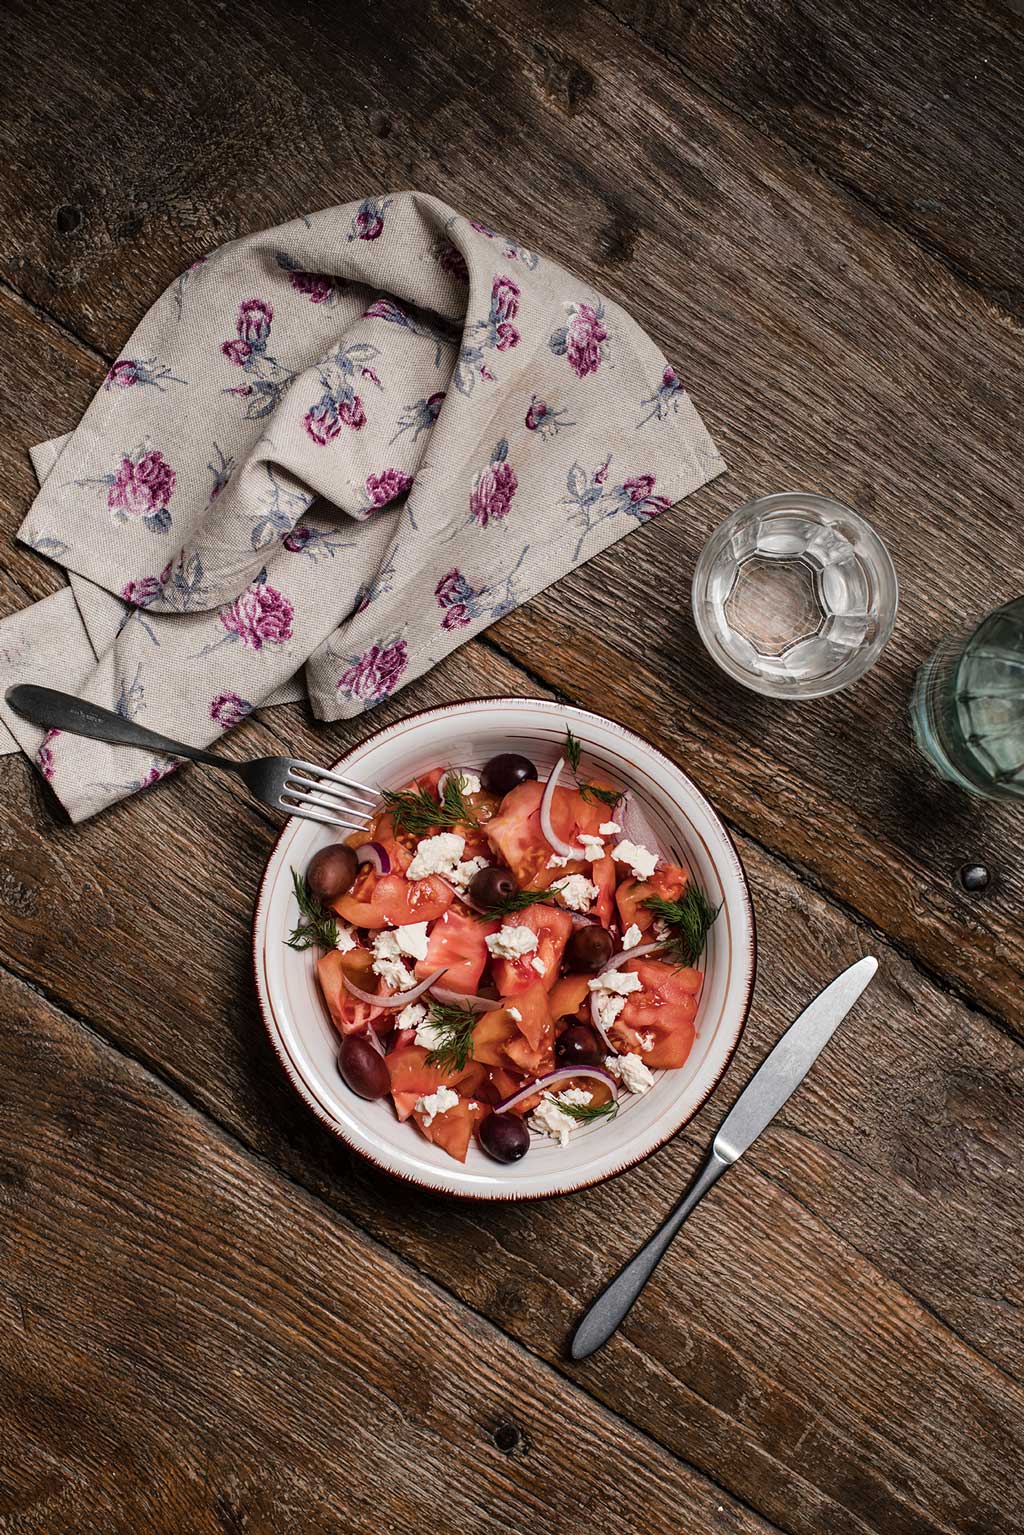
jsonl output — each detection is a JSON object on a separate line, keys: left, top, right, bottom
{"left": 334, "top": 871, "right": 454, "bottom": 929}
{"left": 615, "top": 862, "right": 690, "bottom": 934}
{"left": 414, "top": 1096, "right": 487, "bottom": 1162}
{"left": 471, "top": 1009, "right": 518, "bottom": 1068}
{"left": 590, "top": 853, "right": 617, "bottom": 927}
{"left": 387, "top": 1044, "right": 485, "bottom": 1105}
{"left": 488, "top": 904, "right": 574, "bottom": 996}
{"left": 414, "top": 908, "right": 498, "bottom": 994}
{"left": 484, "top": 780, "right": 610, "bottom": 890}
{"left": 613, "top": 957, "right": 701, "bottom": 1068}
{"left": 317, "top": 948, "right": 381, "bottom": 1035}
{"left": 547, "top": 973, "right": 592, "bottom": 1023}
{"left": 471, "top": 985, "right": 554, "bottom": 1077}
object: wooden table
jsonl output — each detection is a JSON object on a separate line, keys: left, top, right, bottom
{"left": 2, "top": 2, "right": 1022, "bottom": 1530}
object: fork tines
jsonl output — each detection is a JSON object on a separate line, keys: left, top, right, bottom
{"left": 279, "top": 762, "right": 375, "bottom": 833}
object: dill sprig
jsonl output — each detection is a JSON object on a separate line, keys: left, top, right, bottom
{"left": 286, "top": 868, "right": 339, "bottom": 951}
{"left": 475, "top": 885, "right": 561, "bottom": 920}
{"left": 382, "top": 771, "right": 480, "bottom": 836}
{"left": 422, "top": 999, "right": 480, "bottom": 1075}
{"left": 563, "top": 727, "right": 622, "bottom": 810}
{"left": 552, "top": 1096, "right": 619, "bottom": 1124}
{"left": 644, "top": 885, "right": 720, "bottom": 966}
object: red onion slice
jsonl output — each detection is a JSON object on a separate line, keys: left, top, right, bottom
{"left": 354, "top": 841, "right": 391, "bottom": 875}
{"left": 363, "top": 1026, "right": 387, "bottom": 1058}
{"left": 343, "top": 966, "right": 447, "bottom": 1009}
{"left": 429, "top": 984, "right": 499, "bottom": 1014}
{"left": 494, "top": 1065, "right": 617, "bottom": 1114}
{"left": 539, "top": 758, "right": 585, "bottom": 859}
{"left": 569, "top": 911, "right": 600, "bottom": 927}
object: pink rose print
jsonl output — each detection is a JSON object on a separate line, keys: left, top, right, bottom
{"left": 435, "top": 567, "right": 476, "bottom": 626}
{"left": 495, "top": 322, "right": 519, "bottom": 351}
{"left": 338, "top": 395, "right": 366, "bottom": 430}
{"left": 490, "top": 275, "right": 521, "bottom": 324}
{"left": 209, "top": 691, "right": 253, "bottom": 728}
{"left": 304, "top": 400, "right": 342, "bottom": 445}
{"left": 37, "top": 728, "right": 60, "bottom": 783}
{"left": 663, "top": 365, "right": 677, "bottom": 388}
{"left": 470, "top": 219, "right": 496, "bottom": 237}
{"left": 550, "top": 299, "right": 610, "bottom": 379}
{"left": 283, "top": 525, "right": 314, "bottom": 552}
{"left": 219, "top": 577, "right": 294, "bottom": 651}
{"left": 438, "top": 242, "right": 469, "bottom": 283}
{"left": 121, "top": 576, "right": 162, "bottom": 606}
{"left": 337, "top": 639, "right": 409, "bottom": 705}
{"left": 108, "top": 450, "right": 177, "bottom": 530}
{"left": 637, "top": 363, "right": 685, "bottom": 427}
{"left": 106, "top": 360, "right": 140, "bottom": 387}
{"left": 290, "top": 271, "right": 337, "bottom": 303}
{"left": 365, "top": 468, "right": 414, "bottom": 509}
{"left": 524, "top": 395, "right": 575, "bottom": 439}
{"left": 624, "top": 475, "right": 656, "bottom": 502}
{"left": 238, "top": 298, "right": 274, "bottom": 344}
{"left": 348, "top": 196, "right": 392, "bottom": 242}
{"left": 454, "top": 274, "right": 522, "bottom": 394}
{"left": 221, "top": 338, "right": 252, "bottom": 367}
{"left": 470, "top": 440, "right": 517, "bottom": 527}
{"left": 105, "top": 357, "right": 185, "bottom": 391}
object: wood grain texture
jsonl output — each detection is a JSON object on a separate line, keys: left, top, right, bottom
{"left": 1, "top": 0, "right": 1021, "bottom": 1026}
{"left": 0, "top": 965, "right": 781, "bottom": 1535}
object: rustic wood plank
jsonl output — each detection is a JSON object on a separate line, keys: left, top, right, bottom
{"left": 0, "top": 965, "right": 781, "bottom": 1535}
{"left": 599, "top": 0, "right": 1024, "bottom": 320}
{"left": 1, "top": 0, "right": 1021, "bottom": 1025}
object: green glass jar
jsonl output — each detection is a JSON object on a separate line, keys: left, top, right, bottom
{"left": 911, "top": 597, "right": 1024, "bottom": 800}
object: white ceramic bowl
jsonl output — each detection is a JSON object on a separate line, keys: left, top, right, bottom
{"left": 252, "top": 699, "right": 756, "bottom": 1200}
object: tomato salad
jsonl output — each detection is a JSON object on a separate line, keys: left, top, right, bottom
{"left": 286, "top": 731, "right": 719, "bottom": 1165}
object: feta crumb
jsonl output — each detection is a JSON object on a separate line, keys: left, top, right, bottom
{"left": 546, "top": 852, "right": 570, "bottom": 869}
{"left": 621, "top": 923, "right": 643, "bottom": 950}
{"left": 406, "top": 831, "right": 466, "bottom": 881}
{"left": 605, "top": 1052, "right": 655, "bottom": 1094}
{"left": 486, "top": 924, "right": 539, "bottom": 960}
{"left": 578, "top": 835, "right": 605, "bottom": 862}
{"left": 588, "top": 969, "right": 643, "bottom": 996}
{"left": 372, "top": 929, "right": 414, "bottom": 990}
{"left": 395, "top": 921, "right": 430, "bottom": 960}
{"left": 530, "top": 955, "right": 547, "bottom": 975}
{"left": 415, "top": 1084, "right": 460, "bottom": 1127}
{"left": 334, "top": 923, "right": 357, "bottom": 953}
{"left": 594, "top": 992, "right": 627, "bottom": 1031}
{"left": 599, "top": 821, "right": 621, "bottom": 836}
{"left": 653, "top": 918, "right": 671, "bottom": 941}
{"left": 398, "top": 1001, "right": 428, "bottom": 1032}
{"left": 508, "top": 1006, "right": 523, "bottom": 1023}
{"left": 448, "top": 854, "right": 489, "bottom": 893}
{"left": 442, "top": 768, "right": 481, "bottom": 796}
{"left": 554, "top": 873, "right": 598, "bottom": 912}
{"left": 531, "top": 1087, "right": 593, "bottom": 1146}
{"left": 413, "top": 1016, "right": 447, "bottom": 1051}
{"left": 638, "top": 1031, "right": 655, "bottom": 1052}
{"left": 612, "top": 839, "right": 659, "bottom": 881}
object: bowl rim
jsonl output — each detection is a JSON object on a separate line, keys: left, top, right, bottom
{"left": 251, "top": 696, "right": 757, "bottom": 1201}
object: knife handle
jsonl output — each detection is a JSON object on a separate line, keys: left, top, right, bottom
{"left": 570, "top": 1148, "right": 730, "bottom": 1360}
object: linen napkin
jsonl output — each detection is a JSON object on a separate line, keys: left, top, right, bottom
{"left": 0, "top": 192, "right": 725, "bottom": 821}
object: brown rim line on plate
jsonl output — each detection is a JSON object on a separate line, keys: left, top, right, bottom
{"left": 252, "top": 698, "right": 757, "bottom": 1202}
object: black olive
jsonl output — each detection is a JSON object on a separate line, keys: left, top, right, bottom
{"left": 564, "top": 925, "right": 615, "bottom": 973}
{"left": 307, "top": 843, "right": 359, "bottom": 902}
{"left": 556, "top": 1023, "right": 603, "bottom": 1067}
{"left": 338, "top": 1035, "right": 390, "bottom": 1100}
{"left": 468, "top": 865, "right": 517, "bottom": 908}
{"left": 479, "top": 1111, "right": 531, "bottom": 1163}
{"left": 481, "top": 753, "right": 538, "bottom": 796}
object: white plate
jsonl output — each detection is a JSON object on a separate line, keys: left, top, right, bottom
{"left": 252, "top": 698, "right": 756, "bottom": 1200}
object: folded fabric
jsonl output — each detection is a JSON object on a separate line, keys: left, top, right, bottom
{"left": 0, "top": 192, "right": 725, "bottom": 821}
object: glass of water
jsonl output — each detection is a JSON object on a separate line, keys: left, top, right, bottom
{"left": 691, "top": 492, "right": 898, "bottom": 699}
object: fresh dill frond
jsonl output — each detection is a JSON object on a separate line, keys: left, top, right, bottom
{"left": 475, "top": 885, "right": 560, "bottom": 920}
{"left": 382, "top": 771, "right": 480, "bottom": 836}
{"left": 563, "top": 726, "right": 623, "bottom": 810}
{"left": 644, "top": 885, "right": 720, "bottom": 966}
{"left": 285, "top": 868, "right": 340, "bottom": 951}
{"left": 552, "top": 1096, "right": 619, "bottom": 1124}
{"left": 422, "top": 1000, "right": 480, "bottom": 1074}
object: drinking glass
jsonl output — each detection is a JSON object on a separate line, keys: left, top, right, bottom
{"left": 911, "top": 596, "right": 1024, "bottom": 800}
{"left": 691, "top": 492, "right": 898, "bottom": 699}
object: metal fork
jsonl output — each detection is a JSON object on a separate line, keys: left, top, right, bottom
{"left": 5, "top": 684, "right": 377, "bottom": 834}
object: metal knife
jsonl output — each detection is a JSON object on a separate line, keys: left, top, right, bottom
{"left": 570, "top": 955, "right": 878, "bottom": 1360}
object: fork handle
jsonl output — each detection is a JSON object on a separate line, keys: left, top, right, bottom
{"left": 5, "top": 685, "right": 238, "bottom": 771}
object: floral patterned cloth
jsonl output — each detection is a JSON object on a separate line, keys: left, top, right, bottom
{"left": 0, "top": 192, "right": 724, "bottom": 821}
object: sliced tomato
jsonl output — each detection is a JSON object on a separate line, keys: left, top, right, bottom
{"left": 316, "top": 947, "right": 381, "bottom": 1035}
{"left": 503, "top": 981, "right": 552, "bottom": 1052}
{"left": 547, "top": 972, "right": 591, "bottom": 1024}
{"left": 334, "top": 871, "right": 454, "bottom": 929}
{"left": 414, "top": 908, "right": 497, "bottom": 994}
{"left": 472, "top": 988, "right": 554, "bottom": 1078}
{"left": 414, "top": 1096, "right": 487, "bottom": 1162}
{"left": 386, "top": 1043, "right": 485, "bottom": 1109}
{"left": 614, "top": 862, "right": 689, "bottom": 934}
{"left": 484, "top": 780, "right": 609, "bottom": 890}
{"left": 471, "top": 1007, "right": 518, "bottom": 1068}
{"left": 591, "top": 854, "right": 617, "bottom": 927}
{"left": 504, "top": 1024, "right": 555, "bottom": 1079}
{"left": 613, "top": 957, "right": 701, "bottom": 1068}
{"left": 485, "top": 1066, "right": 525, "bottom": 1106}
{"left": 489, "top": 904, "right": 574, "bottom": 995}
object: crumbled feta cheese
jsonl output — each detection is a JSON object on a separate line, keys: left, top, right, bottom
{"left": 442, "top": 768, "right": 481, "bottom": 796}
{"left": 508, "top": 1006, "right": 523, "bottom": 1023}
{"left": 594, "top": 993, "right": 627, "bottom": 1031}
{"left": 621, "top": 923, "right": 643, "bottom": 950}
{"left": 395, "top": 921, "right": 430, "bottom": 960}
{"left": 578, "top": 835, "right": 605, "bottom": 862}
{"left": 486, "top": 924, "right": 539, "bottom": 960}
{"left": 531, "top": 1087, "right": 593, "bottom": 1146}
{"left": 530, "top": 955, "right": 547, "bottom": 975}
{"left": 334, "top": 923, "right": 357, "bottom": 953}
{"left": 448, "top": 855, "right": 489, "bottom": 893}
{"left": 396, "top": 1001, "right": 428, "bottom": 1032}
{"left": 413, "top": 1016, "right": 446, "bottom": 1051}
{"left": 414, "top": 1084, "right": 460, "bottom": 1126}
{"left": 546, "top": 852, "right": 570, "bottom": 869}
{"left": 555, "top": 874, "right": 598, "bottom": 912}
{"left": 653, "top": 918, "right": 671, "bottom": 941}
{"left": 612, "top": 839, "right": 659, "bottom": 881}
{"left": 605, "top": 1052, "right": 655, "bottom": 1094}
{"left": 372, "top": 929, "right": 414, "bottom": 990}
{"left": 588, "top": 969, "right": 643, "bottom": 996}
{"left": 638, "top": 1031, "right": 655, "bottom": 1052}
{"left": 599, "top": 821, "right": 621, "bottom": 836}
{"left": 406, "top": 831, "right": 466, "bottom": 881}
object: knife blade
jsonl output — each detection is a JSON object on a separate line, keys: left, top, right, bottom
{"left": 570, "top": 955, "right": 878, "bottom": 1360}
